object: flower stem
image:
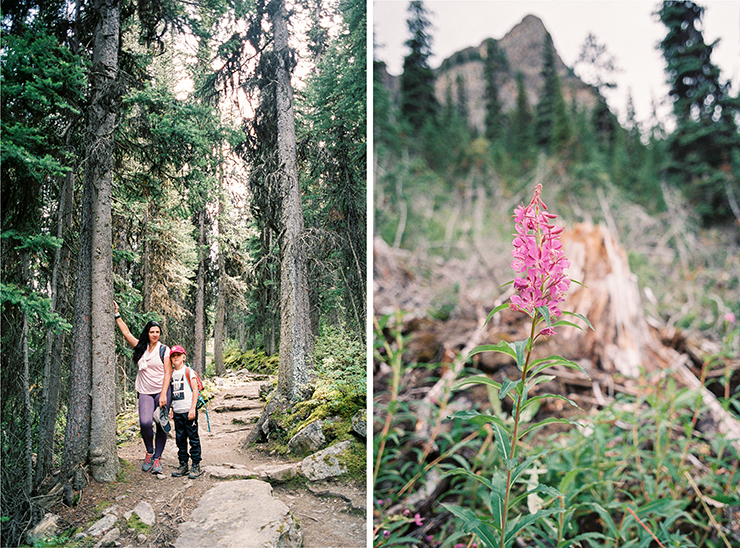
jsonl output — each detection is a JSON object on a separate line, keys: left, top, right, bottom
{"left": 499, "top": 313, "right": 538, "bottom": 547}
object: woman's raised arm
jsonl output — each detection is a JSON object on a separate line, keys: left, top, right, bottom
{"left": 114, "top": 302, "right": 139, "bottom": 348}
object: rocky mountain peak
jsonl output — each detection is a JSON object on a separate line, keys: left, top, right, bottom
{"left": 434, "top": 14, "right": 597, "bottom": 133}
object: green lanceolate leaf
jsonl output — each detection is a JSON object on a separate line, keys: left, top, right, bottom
{"left": 509, "top": 452, "right": 549, "bottom": 486}
{"left": 506, "top": 339, "right": 529, "bottom": 370}
{"left": 453, "top": 375, "right": 502, "bottom": 391}
{"left": 562, "top": 310, "right": 594, "bottom": 330}
{"left": 519, "top": 417, "right": 580, "bottom": 440}
{"left": 442, "top": 504, "right": 501, "bottom": 543}
{"left": 467, "top": 341, "right": 517, "bottom": 361}
{"left": 485, "top": 302, "right": 511, "bottom": 325}
{"left": 443, "top": 467, "right": 494, "bottom": 491}
{"left": 499, "top": 376, "right": 520, "bottom": 401}
{"left": 504, "top": 507, "right": 565, "bottom": 545}
{"left": 490, "top": 470, "right": 508, "bottom": 529}
{"left": 535, "top": 483, "right": 564, "bottom": 499}
{"left": 441, "top": 503, "right": 482, "bottom": 531}
{"left": 551, "top": 319, "right": 584, "bottom": 331}
{"left": 492, "top": 421, "right": 511, "bottom": 460}
{"left": 527, "top": 374, "right": 556, "bottom": 388}
{"left": 522, "top": 393, "right": 579, "bottom": 412}
{"left": 529, "top": 355, "right": 590, "bottom": 379}
{"left": 449, "top": 410, "right": 507, "bottom": 430}
{"left": 536, "top": 305, "right": 552, "bottom": 328}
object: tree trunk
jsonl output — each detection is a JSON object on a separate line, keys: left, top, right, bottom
{"left": 248, "top": 0, "right": 314, "bottom": 445}
{"left": 193, "top": 206, "right": 207, "bottom": 377}
{"left": 86, "top": 0, "right": 120, "bottom": 482}
{"left": 214, "top": 193, "right": 226, "bottom": 377}
{"left": 62, "top": 160, "right": 93, "bottom": 476}
{"left": 21, "top": 251, "right": 32, "bottom": 497}
{"left": 36, "top": 170, "right": 74, "bottom": 485}
{"left": 239, "top": 313, "right": 246, "bottom": 351}
{"left": 273, "top": 0, "right": 313, "bottom": 404}
{"left": 113, "top": 225, "right": 127, "bottom": 413}
{"left": 142, "top": 202, "right": 151, "bottom": 313}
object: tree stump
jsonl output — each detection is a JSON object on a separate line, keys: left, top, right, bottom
{"left": 560, "top": 223, "right": 650, "bottom": 377}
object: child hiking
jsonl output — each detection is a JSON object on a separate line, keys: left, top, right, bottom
{"left": 169, "top": 345, "right": 203, "bottom": 479}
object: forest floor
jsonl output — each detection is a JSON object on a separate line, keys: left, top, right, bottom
{"left": 50, "top": 372, "right": 367, "bottom": 548}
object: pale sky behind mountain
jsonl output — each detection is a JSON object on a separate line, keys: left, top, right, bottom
{"left": 372, "top": 0, "right": 740, "bottom": 127}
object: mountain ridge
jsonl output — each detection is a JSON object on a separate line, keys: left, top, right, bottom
{"left": 378, "top": 14, "right": 599, "bottom": 134}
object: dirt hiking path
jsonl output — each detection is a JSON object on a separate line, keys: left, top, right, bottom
{"left": 53, "top": 370, "right": 366, "bottom": 548}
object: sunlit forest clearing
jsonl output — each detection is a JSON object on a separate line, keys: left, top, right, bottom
{"left": 373, "top": 2, "right": 739, "bottom": 546}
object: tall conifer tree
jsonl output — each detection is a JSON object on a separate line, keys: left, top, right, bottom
{"left": 483, "top": 38, "right": 507, "bottom": 142}
{"left": 658, "top": 0, "right": 739, "bottom": 223}
{"left": 400, "top": 0, "right": 437, "bottom": 131}
{"left": 534, "top": 33, "right": 559, "bottom": 151}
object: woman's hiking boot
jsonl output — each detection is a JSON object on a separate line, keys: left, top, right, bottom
{"left": 142, "top": 453, "right": 154, "bottom": 472}
{"left": 171, "top": 463, "right": 189, "bottom": 477}
{"left": 151, "top": 457, "right": 162, "bottom": 474}
{"left": 188, "top": 463, "right": 202, "bottom": 479}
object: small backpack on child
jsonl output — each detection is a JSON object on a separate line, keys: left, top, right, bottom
{"left": 183, "top": 365, "right": 210, "bottom": 432}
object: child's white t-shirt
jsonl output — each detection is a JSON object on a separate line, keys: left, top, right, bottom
{"left": 171, "top": 367, "right": 195, "bottom": 414}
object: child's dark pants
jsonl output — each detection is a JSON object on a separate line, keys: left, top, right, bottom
{"left": 173, "top": 411, "right": 201, "bottom": 465}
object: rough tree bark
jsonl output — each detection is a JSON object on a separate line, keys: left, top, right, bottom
{"left": 86, "top": 0, "right": 120, "bottom": 483}
{"left": 36, "top": 170, "right": 74, "bottom": 485}
{"left": 214, "top": 192, "right": 226, "bottom": 377}
{"left": 249, "top": 0, "right": 314, "bottom": 443}
{"left": 62, "top": 160, "right": 92, "bottom": 476}
{"left": 273, "top": 0, "right": 313, "bottom": 403}
{"left": 193, "top": 205, "right": 207, "bottom": 377}
{"left": 142, "top": 202, "right": 151, "bottom": 313}
{"left": 21, "top": 251, "right": 32, "bottom": 497}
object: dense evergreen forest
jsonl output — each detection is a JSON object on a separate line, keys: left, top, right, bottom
{"left": 373, "top": 1, "right": 740, "bottom": 546}
{"left": 1, "top": 0, "right": 365, "bottom": 544}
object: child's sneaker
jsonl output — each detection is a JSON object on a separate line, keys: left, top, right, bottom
{"left": 151, "top": 457, "right": 162, "bottom": 474}
{"left": 171, "top": 463, "right": 189, "bottom": 477}
{"left": 142, "top": 452, "right": 154, "bottom": 472}
{"left": 188, "top": 463, "right": 202, "bottom": 479}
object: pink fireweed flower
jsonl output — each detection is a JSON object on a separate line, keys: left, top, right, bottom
{"left": 510, "top": 185, "right": 570, "bottom": 322}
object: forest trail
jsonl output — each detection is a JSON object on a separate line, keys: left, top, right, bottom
{"left": 52, "top": 371, "right": 366, "bottom": 548}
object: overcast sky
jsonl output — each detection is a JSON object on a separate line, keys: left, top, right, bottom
{"left": 372, "top": 0, "right": 740, "bottom": 126}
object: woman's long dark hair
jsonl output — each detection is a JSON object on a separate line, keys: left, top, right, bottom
{"left": 132, "top": 321, "right": 161, "bottom": 364}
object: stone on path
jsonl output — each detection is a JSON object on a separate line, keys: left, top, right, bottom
{"left": 288, "top": 420, "right": 326, "bottom": 454}
{"left": 203, "top": 464, "right": 251, "bottom": 479}
{"left": 205, "top": 462, "right": 301, "bottom": 482}
{"left": 86, "top": 513, "right": 117, "bottom": 536}
{"left": 211, "top": 399, "right": 263, "bottom": 412}
{"left": 92, "top": 527, "right": 120, "bottom": 548}
{"left": 253, "top": 462, "right": 301, "bottom": 482}
{"left": 124, "top": 501, "right": 156, "bottom": 526}
{"left": 300, "top": 441, "right": 350, "bottom": 481}
{"left": 175, "top": 479, "right": 301, "bottom": 548}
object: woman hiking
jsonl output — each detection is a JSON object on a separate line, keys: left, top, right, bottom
{"left": 114, "top": 302, "right": 172, "bottom": 474}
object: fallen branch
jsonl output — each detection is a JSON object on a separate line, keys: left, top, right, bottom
{"left": 414, "top": 310, "right": 487, "bottom": 442}
{"left": 673, "top": 358, "right": 740, "bottom": 454}
{"left": 684, "top": 471, "right": 733, "bottom": 548}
